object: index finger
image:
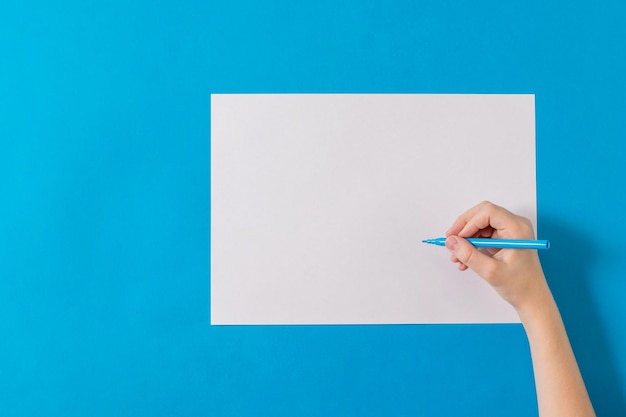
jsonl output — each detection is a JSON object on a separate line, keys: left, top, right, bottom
{"left": 446, "top": 201, "right": 518, "bottom": 238}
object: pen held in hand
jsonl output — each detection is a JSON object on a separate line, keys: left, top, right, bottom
{"left": 422, "top": 237, "right": 550, "bottom": 250}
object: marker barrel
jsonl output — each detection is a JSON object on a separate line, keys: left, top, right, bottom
{"left": 466, "top": 238, "right": 550, "bottom": 250}
{"left": 422, "top": 238, "right": 550, "bottom": 250}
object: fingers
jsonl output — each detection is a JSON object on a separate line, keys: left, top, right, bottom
{"left": 446, "top": 201, "right": 522, "bottom": 239}
{"left": 445, "top": 201, "right": 486, "bottom": 236}
{"left": 446, "top": 236, "right": 499, "bottom": 280}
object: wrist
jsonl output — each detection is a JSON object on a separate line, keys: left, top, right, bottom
{"left": 514, "top": 275, "right": 558, "bottom": 326}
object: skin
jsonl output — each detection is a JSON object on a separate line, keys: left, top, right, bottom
{"left": 445, "top": 201, "right": 595, "bottom": 417}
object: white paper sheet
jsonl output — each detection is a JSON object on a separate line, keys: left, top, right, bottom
{"left": 211, "top": 94, "right": 535, "bottom": 325}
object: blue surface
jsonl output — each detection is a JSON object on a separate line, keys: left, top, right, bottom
{"left": 1, "top": 1, "right": 625, "bottom": 415}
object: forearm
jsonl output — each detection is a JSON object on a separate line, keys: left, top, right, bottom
{"left": 518, "top": 286, "right": 595, "bottom": 417}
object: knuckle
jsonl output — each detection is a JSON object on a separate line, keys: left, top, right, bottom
{"left": 516, "top": 216, "right": 536, "bottom": 238}
{"left": 477, "top": 200, "right": 493, "bottom": 211}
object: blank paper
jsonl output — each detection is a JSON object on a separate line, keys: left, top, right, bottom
{"left": 211, "top": 94, "right": 535, "bottom": 325}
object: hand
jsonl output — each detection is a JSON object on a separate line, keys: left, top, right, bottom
{"left": 446, "top": 202, "right": 596, "bottom": 416}
{"left": 444, "top": 201, "right": 549, "bottom": 312}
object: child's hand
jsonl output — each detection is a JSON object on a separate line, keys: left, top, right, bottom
{"left": 445, "top": 201, "right": 548, "bottom": 312}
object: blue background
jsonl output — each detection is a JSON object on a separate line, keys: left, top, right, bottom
{"left": 1, "top": 1, "right": 625, "bottom": 415}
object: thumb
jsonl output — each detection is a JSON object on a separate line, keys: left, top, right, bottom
{"left": 446, "top": 236, "right": 498, "bottom": 279}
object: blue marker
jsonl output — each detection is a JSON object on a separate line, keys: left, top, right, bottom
{"left": 422, "top": 237, "right": 550, "bottom": 250}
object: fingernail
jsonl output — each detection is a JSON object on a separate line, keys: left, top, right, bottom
{"left": 446, "top": 236, "right": 458, "bottom": 251}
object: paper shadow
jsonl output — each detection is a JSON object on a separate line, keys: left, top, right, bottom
{"left": 539, "top": 215, "right": 625, "bottom": 415}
